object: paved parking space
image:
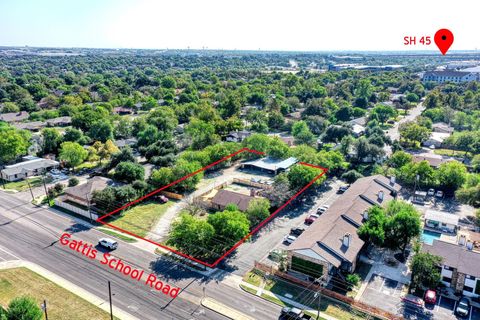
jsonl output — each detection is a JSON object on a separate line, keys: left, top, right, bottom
{"left": 471, "top": 306, "right": 480, "bottom": 320}
{"left": 360, "top": 273, "right": 405, "bottom": 313}
{"left": 433, "top": 296, "right": 457, "bottom": 320}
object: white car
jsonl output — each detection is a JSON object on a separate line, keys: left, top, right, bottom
{"left": 435, "top": 190, "right": 444, "bottom": 198}
{"left": 98, "top": 238, "right": 118, "bottom": 250}
{"left": 317, "top": 205, "right": 330, "bottom": 214}
{"left": 427, "top": 188, "right": 435, "bottom": 196}
{"left": 283, "top": 235, "right": 297, "bottom": 245}
{"left": 50, "top": 169, "right": 62, "bottom": 175}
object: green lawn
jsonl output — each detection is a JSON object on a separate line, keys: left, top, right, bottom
{"left": 0, "top": 268, "right": 115, "bottom": 320}
{"left": 106, "top": 201, "right": 175, "bottom": 237}
{"left": 434, "top": 148, "right": 469, "bottom": 158}
{"left": 76, "top": 161, "right": 106, "bottom": 170}
{"left": 3, "top": 176, "right": 45, "bottom": 192}
{"left": 98, "top": 228, "right": 137, "bottom": 243}
{"left": 243, "top": 271, "right": 263, "bottom": 287}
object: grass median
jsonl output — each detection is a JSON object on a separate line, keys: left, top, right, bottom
{"left": 0, "top": 267, "right": 114, "bottom": 320}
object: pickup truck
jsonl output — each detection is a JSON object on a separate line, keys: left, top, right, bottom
{"left": 280, "top": 307, "right": 312, "bottom": 319}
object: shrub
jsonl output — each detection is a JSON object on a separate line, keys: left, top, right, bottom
{"left": 68, "top": 177, "right": 79, "bottom": 187}
{"left": 346, "top": 273, "right": 361, "bottom": 288}
{"left": 7, "top": 296, "right": 43, "bottom": 320}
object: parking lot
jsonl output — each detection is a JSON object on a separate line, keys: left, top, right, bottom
{"left": 359, "top": 273, "right": 407, "bottom": 314}
{"left": 430, "top": 296, "right": 480, "bottom": 320}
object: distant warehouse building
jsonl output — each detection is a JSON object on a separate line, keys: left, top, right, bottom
{"left": 422, "top": 70, "right": 477, "bottom": 83}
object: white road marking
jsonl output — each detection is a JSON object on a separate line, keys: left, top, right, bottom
{"left": 0, "top": 246, "right": 21, "bottom": 260}
{"left": 436, "top": 295, "right": 441, "bottom": 311}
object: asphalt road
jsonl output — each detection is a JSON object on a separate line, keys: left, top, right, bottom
{"left": 0, "top": 191, "right": 282, "bottom": 320}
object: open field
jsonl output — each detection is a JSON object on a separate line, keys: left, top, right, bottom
{"left": 0, "top": 268, "right": 113, "bottom": 320}
{"left": 106, "top": 201, "right": 175, "bottom": 237}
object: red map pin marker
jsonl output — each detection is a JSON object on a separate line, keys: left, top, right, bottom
{"left": 434, "top": 29, "right": 454, "bottom": 55}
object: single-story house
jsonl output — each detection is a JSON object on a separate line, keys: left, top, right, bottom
{"left": 0, "top": 111, "right": 29, "bottom": 123}
{"left": 422, "top": 132, "right": 451, "bottom": 148}
{"left": 348, "top": 117, "right": 367, "bottom": 127}
{"left": 210, "top": 189, "right": 256, "bottom": 212}
{"left": 1, "top": 157, "right": 59, "bottom": 181}
{"left": 13, "top": 121, "right": 47, "bottom": 131}
{"left": 287, "top": 175, "right": 401, "bottom": 282}
{"left": 113, "top": 107, "right": 134, "bottom": 115}
{"left": 63, "top": 176, "right": 113, "bottom": 207}
{"left": 242, "top": 157, "right": 298, "bottom": 175}
{"left": 351, "top": 124, "right": 365, "bottom": 137}
{"left": 413, "top": 153, "right": 455, "bottom": 168}
{"left": 226, "top": 130, "right": 251, "bottom": 142}
{"left": 423, "top": 237, "right": 480, "bottom": 298}
{"left": 424, "top": 210, "right": 459, "bottom": 234}
{"left": 46, "top": 116, "right": 72, "bottom": 127}
{"left": 115, "top": 138, "right": 138, "bottom": 148}
{"left": 432, "top": 122, "right": 454, "bottom": 134}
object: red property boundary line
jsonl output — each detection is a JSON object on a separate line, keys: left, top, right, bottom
{"left": 96, "top": 148, "right": 328, "bottom": 268}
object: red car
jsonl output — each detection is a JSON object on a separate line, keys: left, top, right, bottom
{"left": 424, "top": 289, "right": 437, "bottom": 305}
{"left": 304, "top": 213, "right": 319, "bottom": 225}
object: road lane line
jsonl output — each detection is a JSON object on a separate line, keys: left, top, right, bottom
{"left": 0, "top": 246, "right": 21, "bottom": 260}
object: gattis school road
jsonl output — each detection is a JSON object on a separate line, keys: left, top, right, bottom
{"left": 59, "top": 233, "right": 179, "bottom": 298}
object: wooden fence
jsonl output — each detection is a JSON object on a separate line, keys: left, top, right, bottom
{"left": 253, "top": 261, "right": 401, "bottom": 320}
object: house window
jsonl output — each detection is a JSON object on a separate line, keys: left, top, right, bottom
{"left": 464, "top": 286, "right": 474, "bottom": 293}
{"left": 442, "top": 276, "right": 452, "bottom": 283}
{"left": 291, "top": 256, "right": 323, "bottom": 278}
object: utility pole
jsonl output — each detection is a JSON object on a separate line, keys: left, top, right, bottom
{"left": 41, "top": 299, "right": 48, "bottom": 320}
{"left": 108, "top": 281, "right": 113, "bottom": 320}
{"left": 314, "top": 291, "right": 321, "bottom": 320}
{"left": 42, "top": 170, "right": 50, "bottom": 203}
{"left": 26, "top": 178, "right": 34, "bottom": 201}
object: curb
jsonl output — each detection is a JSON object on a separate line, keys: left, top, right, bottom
{"left": 201, "top": 297, "right": 255, "bottom": 320}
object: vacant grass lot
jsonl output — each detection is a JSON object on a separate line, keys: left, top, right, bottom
{"left": 107, "top": 201, "right": 175, "bottom": 237}
{"left": 0, "top": 268, "right": 113, "bottom": 320}
{"left": 3, "top": 176, "right": 45, "bottom": 192}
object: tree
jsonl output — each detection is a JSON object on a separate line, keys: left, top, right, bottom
{"left": 168, "top": 214, "right": 215, "bottom": 258}
{"left": 185, "top": 118, "right": 220, "bottom": 150}
{"left": 171, "top": 159, "right": 203, "bottom": 192}
{"left": 89, "top": 119, "right": 114, "bottom": 142}
{"left": 399, "top": 121, "right": 431, "bottom": 148}
{"left": 436, "top": 161, "right": 467, "bottom": 191}
{"left": 370, "top": 104, "right": 398, "bottom": 124}
{"left": 411, "top": 253, "right": 442, "bottom": 290}
{"left": 456, "top": 185, "right": 480, "bottom": 207}
{"left": 92, "top": 187, "right": 117, "bottom": 212}
{"left": 388, "top": 151, "right": 413, "bottom": 169}
{"left": 59, "top": 142, "right": 88, "bottom": 170}
{"left": 292, "top": 121, "right": 315, "bottom": 145}
{"left": 150, "top": 167, "right": 174, "bottom": 188}
{"left": 207, "top": 209, "right": 250, "bottom": 249}
{"left": 0, "top": 124, "right": 31, "bottom": 164}
{"left": 346, "top": 274, "right": 361, "bottom": 288}
{"left": 384, "top": 201, "right": 421, "bottom": 257}
{"left": 358, "top": 206, "right": 387, "bottom": 246}
{"left": 108, "top": 146, "right": 136, "bottom": 170}
{"left": 287, "top": 164, "right": 325, "bottom": 191}
{"left": 341, "top": 170, "right": 364, "bottom": 183}
{"left": 263, "top": 173, "right": 292, "bottom": 207}
{"left": 246, "top": 198, "right": 271, "bottom": 226}
{"left": 6, "top": 296, "right": 43, "bottom": 320}
{"left": 242, "top": 134, "right": 271, "bottom": 158}
{"left": 114, "top": 161, "right": 145, "bottom": 183}
{"left": 41, "top": 128, "right": 62, "bottom": 154}
{"left": 267, "top": 137, "right": 290, "bottom": 159}
{"left": 398, "top": 160, "right": 436, "bottom": 188}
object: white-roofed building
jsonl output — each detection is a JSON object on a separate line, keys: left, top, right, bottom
{"left": 241, "top": 157, "right": 298, "bottom": 175}
{"left": 424, "top": 209, "right": 459, "bottom": 234}
{"left": 1, "top": 157, "right": 59, "bottom": 181}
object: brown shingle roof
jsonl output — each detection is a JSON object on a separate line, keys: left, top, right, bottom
{"left": 211, "top": 189, "right": 255, "bottom": 212}
{"left": 0, "top": 111, "right": 29, "bottom": 123}
{"left": 423, "top": 240, "right": 480, "bottom": 278}
{"left": 412, "top": 154, "right": 455, "bottom": 168}
{"left": 289, "top": 175, "right": 401, "bottom": 265}
{"left": 65, "top": 176, "right": 113, "bottom": 202}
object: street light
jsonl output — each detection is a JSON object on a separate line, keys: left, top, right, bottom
{"left": 40, "top": 300, "right": 48, "bottom": 320}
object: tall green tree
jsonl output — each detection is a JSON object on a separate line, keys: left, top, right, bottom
{"left": 411, "top": 253, "right": 442, "bottom": 290}
{"left": 6, "top": 296, "right": 43, "bottom": 320}
{"left": 59, "top": 141, "right": 88, "bottom": 170}
{"left": 0, "top": 124, "right": 31, "bottom": 164}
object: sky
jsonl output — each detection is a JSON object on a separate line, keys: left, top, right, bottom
{"left": 0, "top": 0, "right": 479, "bottom": 51}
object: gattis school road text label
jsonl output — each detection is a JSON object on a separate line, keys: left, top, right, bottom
{"left": 59, "top": 233, "right": 179, "bottom": 298}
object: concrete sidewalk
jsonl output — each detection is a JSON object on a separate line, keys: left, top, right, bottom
{"left": 240, "top": 281, "right": 337, "bottom": 320}
{"left": 0, "top": 260, "right": 139, "bottom": 320}
{"left": 202, "top": 297, "right": 256, "bottom": 320}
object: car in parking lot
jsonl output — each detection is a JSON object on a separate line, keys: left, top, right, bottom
{"left": 435, "top": 190, "right": 444, "bottom": 198}
{"left": 427, "top": 188, "right": 435, "bottom": 196}
{"left": 424, "top": 289, "right": 436, "bottom": 305}
{"left": 337, "top": 185, "right": 350, "bottom": 194}
{"left": 50, "top": 169, "right": 62, "bottom": 175}
{"left": 98, "top": 238, "right": 118, "bottom": 250}
{"left": 283, "top": 235, "right": 297, "bottom": 245}
{"left": 290, "top": 227, "right": 305, "bottom": 236}
{"left": 455, "top": 297, "right": 470, "bottom": 317}
{"left": 304, "top": 213, "right": 319, "bottom": 225}
{"left": 317, "top": 205, "right": 329, "bottom": 214}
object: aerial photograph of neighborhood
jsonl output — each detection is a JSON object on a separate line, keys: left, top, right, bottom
{"left": 0, "top": 0, "right": 479, "bottom": 319}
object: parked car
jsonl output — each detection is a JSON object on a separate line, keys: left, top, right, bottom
{"left": 424, "top": 289, "right": 437, "bottom": 304}
{"left": 317, "top": 205, "right": 330, "bottom": 214}
{"left": 337, "top": 185, "right": 350, "bottom": 194}
{"left": 435, "top": 190, "right": 444, "bottom": 198}
{"left": 290, "top": 227, "right": 305, "bottom": 236}
{"left": 98, "top": 238, "right": 118, "bottom": 250}
{"left": 304, "top": 214, "right": 319, "bottom": 225}
{"left": 283, "top": 235, "right": 297, "bottom": 245}
{"left": 280, "top": 307, "right": 312, "bottom": 319}
{"left": 455, "top": 297, "right": 470, "bottom": 317}
{"left": 427, "top": 188, "right": 435, "bottom": 196}
{"left": 155, "top": 195, "right": 169, "bottom": 203}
